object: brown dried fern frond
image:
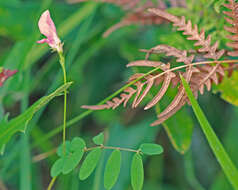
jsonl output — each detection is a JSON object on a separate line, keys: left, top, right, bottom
{"left": 82, "top": 7, "right": 238, "bottom": 126}
{"left": 148, "top": 8, "right": 225, "bottom": 60}
{"left": 223, "top": 0, "right": 238, "bottom": 56}
{"left": 68, "top": 0, "right": 186, "bottom": 37}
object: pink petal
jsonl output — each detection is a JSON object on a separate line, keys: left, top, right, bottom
{"left": 37, "top": 10, "right": 61, "bottom": 51}
{"left": 37, "top": 38, "right": 49, "bottom": 44}
{"left": 38, "top": 10, "right": 57, "bottom": 38}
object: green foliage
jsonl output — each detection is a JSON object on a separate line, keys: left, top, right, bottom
{"left": 79, "top": 148, "right": 102, "bottom": 180}
{"left": 131, "top": 154, "right": 144, "bottom": 190}
{"left": 62, "top": 138, "right": 85, "bottom": 174}
{"left": 140, "top": 143, "right": 163, "bottom": 155}
{"left": 1, "top": 1, "right": 238, "bottom": 190}
{"left": 214, "top": 71, "right": 238, "bottom": 106}
{"left": 93, "top": 132, "right": 104, "bottom": 145}
{"left": 104, "top": 149, "right": 122, "bottom": 190}
{"left": 51, "top": 137, "right": 86, "bottom": 177}
{"left": 51, "top": 157, "right": 66, "bottom": 177}
{"left": 0, "top": 82, "right": 72, "bottom": 150}
{"left": 214, "top": 0, "right": 226, "bottom": 13}
{"left": 50, "top": 132, "right": 163, "bottom": 189}
{"left": 181, "top": 75, "right": 238, "bottom": 190}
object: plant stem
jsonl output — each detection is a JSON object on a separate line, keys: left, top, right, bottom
{"left": 59, "top": 52, "right": 67, "bottom": 155}
{"left": 47, "top": 177, "right": 57, "bottom": 190}
{"left": 33, "top": 145, "right": 139, "bottom": 162}
{"left": 85, "top": 145, "right": 139, "bottom": 153}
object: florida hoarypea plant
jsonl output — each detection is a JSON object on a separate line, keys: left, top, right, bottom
{"left": 35, "top": 2, "right": 238, "bottom": 189}
{"left": 36, "top": 10, "right": 164, "bottom": 190}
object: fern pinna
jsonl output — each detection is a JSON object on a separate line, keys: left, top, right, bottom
{"left": 82, "top": 1, "right": 238, "bottom": 126}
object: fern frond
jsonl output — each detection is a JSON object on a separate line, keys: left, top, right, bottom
{"left": 223, "top": 0, "right": 238, "bottom": 56}
{"left": 82, "top": 7, "right": 237, "bottom": 126}
{"left": 140, "top": 45, "right": 195, "bottom": 64}
{"left": 148, "top": 8, "right": 225, "bottom": 60}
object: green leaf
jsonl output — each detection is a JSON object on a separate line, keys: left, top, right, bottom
{"left": 181, "top": 75, "right": 238, "bottom": 190}
{"left": 57, "top": 141, "right": 71, "bottom": 157}
{"left": 52, "top": 137, "right": 86, "bottom": 176}
{"left": 70, "top": 137, "right": 86, "bottom": 151}
{"left": 91, "top": 121, "right": 158, "bottom": 190}
{"left": 51, "top": 158, "right": 65, "bottom": 177}
{"left": 79, "top": 148, "right": 102, "bottom": 180}
{"left": 140, "top": 143, "right": 163, "bottom": 155}
{"left": 62, "top": 137, "right": 86, "bottom": 174}
{"left": 213, "top": 71, "right": 238, "bottom": 106}
{"left": 62, "top": 149, "right": 84, "bottom": 174}
{"left": 93, "top": 132, "right": 104, "bottom": 145}
{"left": 0, "top": 82, "right": 72, "bottom": 150}
{"left": 104, "top": 149, "right": 121, "bottom": 190}
{"left": 131, "top": 154, "right": 144, "bottom": 190}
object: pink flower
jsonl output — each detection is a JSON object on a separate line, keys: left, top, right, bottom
{"left": 37, "top": 10, "right": 62, "bottom": 52}
{"left": 0, "top": 68, "right": 17, "bottom": 87}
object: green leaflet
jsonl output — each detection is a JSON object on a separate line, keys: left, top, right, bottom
{"left": 93, "top": 132, "right": 104, "bottom": 145}
{"left": 79, "top": 148, "right": 102, "bottom": 180}
{"left": 51, "top": 137, "right": 86, "bottom": 177}
{"left": 62, "top": 149, "right": 84, "bottom": 175}
{"left": 213, "top": 71, "right": 238, "bottom": 106}
{"left": 51, "top": 157, "right": 65, "bottom": 177}
{"left": 131, "top": 154, "right": 144, "bottom": 190}
{"left": 140, "top": 143, "right": 163, "bottom": 155}
{"left": 0, "top": 82, "right": 72, "bottom": 150}
{"left": 104, "top": 149, "right": 121, "bottom": 190}
{"left": 57, "top": 141, "right": 71, "bottom": 157}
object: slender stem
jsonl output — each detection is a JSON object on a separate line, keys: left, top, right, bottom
{"left": 85, "top": 145, "right": 139, "bottom": 153}
{"left": 151, "top": 60, "right": 237, "bottom": 81}
{"left": 33, "top": 145, "right": 139, "bottom": 162}
{"left": 104, "top": 146, "right": 139, "bottom": 153}
{"left": 59, "top": 52, "right": 67, "bottom": 155}
{"left": 47, "top": 177, "right": 57, "bottom": 190}
{"left": 32, "top": 148, "right": 57, "bottom": 163}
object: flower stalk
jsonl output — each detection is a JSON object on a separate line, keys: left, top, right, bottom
{"left": 58, "top": 51, "right": 67, "bottom": 154}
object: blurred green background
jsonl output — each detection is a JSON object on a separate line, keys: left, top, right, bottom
{"left": 0, "top": 0, "right": 238, "bottom": 189}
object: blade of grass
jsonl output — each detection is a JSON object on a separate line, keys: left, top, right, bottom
{"left": 180, "top": 75, "right": 238, "bottom": 190}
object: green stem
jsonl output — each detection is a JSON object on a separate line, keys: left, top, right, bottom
{"left": 85, "top": 145, "right": 139, "bottom": 153}
{"left": 59, "top": 52, "right": 67, "bottom": 155}
{"left": 181, "top": 75, "right": 238, "bottom": 190}
{"left": 47, "top": 177, "right": 57, "bottom": 190}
